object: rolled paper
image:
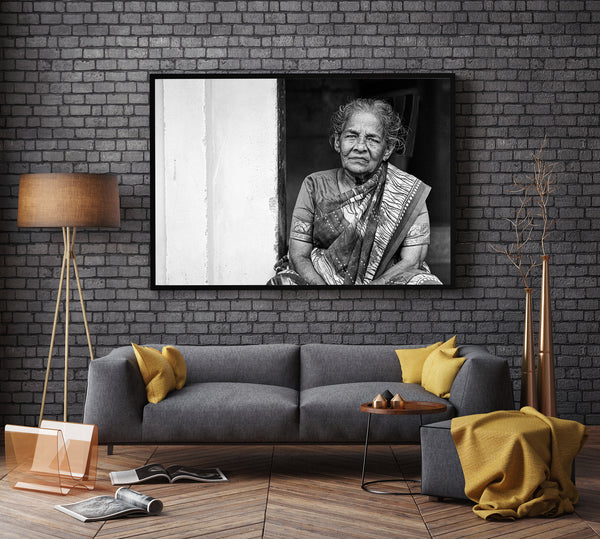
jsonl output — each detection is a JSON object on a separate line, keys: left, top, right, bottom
{"left": 391, "top": 394, "right": 406, "bottom": 409}
{"left": 372, "top": 394, "right": 387, "bottom": 409}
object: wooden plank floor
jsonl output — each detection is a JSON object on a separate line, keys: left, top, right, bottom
{"left": 1, "top": 427, "right": 598, "bottom": 538}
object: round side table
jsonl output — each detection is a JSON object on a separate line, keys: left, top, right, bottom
{"left": 360, "top": 400, "right": 447, "bottom": 495}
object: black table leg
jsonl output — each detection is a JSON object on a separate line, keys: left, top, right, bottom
{"left": 360, "top": 413, "right": 421, "bottom": 495}
{"left": 360, "top": 413, "right": 371, "bottom": 487}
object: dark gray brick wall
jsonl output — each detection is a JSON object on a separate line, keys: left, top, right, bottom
{"left": 1, "top": 1, "right": 598, "bottom": 427}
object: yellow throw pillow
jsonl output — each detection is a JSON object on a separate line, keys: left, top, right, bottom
{"left": 162, "top": 345, "right": 187, "bottom": 390}
{"left": 132, "top": 343, "right": 176, "bottom": 404}
{"left": 421, "top": 347, "right": 466, "bottom": 399}
{"left": 396, "top": 341, "right": 442, "bottom": 384}
{"left": 440, "top": 335, "right": 457, "bottom": 350}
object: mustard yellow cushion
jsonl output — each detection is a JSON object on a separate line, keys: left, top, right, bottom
{"left": 162, "top": 345, "right": 187, "bottom": 390}
{"left": 132, "top": 343, "right": 176, "bottom": 404}
{"left": 421, "top": 347, "right": 466, "bottom": 399}
{"left": 421, "top": 345, "right": 457, "bottom": 391}
{"left": 396, "top": 341, "right": 442, "bottom": 384}
{"left": 440, "top": 335, "right": 457, "bottom": 349}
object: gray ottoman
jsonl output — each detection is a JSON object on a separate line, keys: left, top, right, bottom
{"left": 421, "top": 418, "right": 577, "bottom": 501}
{"left": 420, "top": 419, "right": 468, "bottom": 500}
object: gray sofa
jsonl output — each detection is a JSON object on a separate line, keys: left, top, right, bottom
{"left": 83, "top": 343, "right": 514, "bottom": 445}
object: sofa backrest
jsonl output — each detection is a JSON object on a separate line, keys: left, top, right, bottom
{"left": 300, "top": 343, "right": 422, "bottom": 390}
{"left": 180, "top": 344, "right": 300, "bottom": 390}
{"left": 449, "top": 345, "right": 515, "bottom": 414}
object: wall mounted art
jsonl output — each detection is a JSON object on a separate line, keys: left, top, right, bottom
{"left": 151, "top": 74, "right": 454, "bottom": 288}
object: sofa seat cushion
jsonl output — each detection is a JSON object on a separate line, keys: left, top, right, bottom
{"left": 142, "top": 382, "right": 299, "bottom": 443}
{"left": 299, "top": 382, "right": 454, "bottom": 443}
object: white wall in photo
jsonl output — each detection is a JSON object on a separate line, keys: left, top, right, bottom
{"left": 154, "top": 78, "right": 280, "bottom": 286}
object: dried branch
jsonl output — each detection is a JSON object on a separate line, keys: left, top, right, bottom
{"left": 491, "top": 191, "right": 538, "bottom": 288}
{"left": 528, "top": 136, "right": 559, "bottom": 255}
{"left": 491, "top": 135, "right": 558, "bottom": 285}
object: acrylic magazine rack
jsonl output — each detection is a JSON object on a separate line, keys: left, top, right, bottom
{"left": 4, "top": 420, "right": 98, "bottom": 495}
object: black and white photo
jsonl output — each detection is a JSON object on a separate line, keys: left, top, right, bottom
{"left": 152, "top": 74, "right": 454, "bottom": 288}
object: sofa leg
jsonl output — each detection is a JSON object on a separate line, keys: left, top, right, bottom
{"left": 107, "top": 444, "right": 114, "bottom": 456}
{"left": 429, "top": 496, "right": 444, "bottom": 502}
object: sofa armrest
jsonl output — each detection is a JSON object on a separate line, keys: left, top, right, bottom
{"left": 83, "top": 347, "right": 146, "bottom": 443}
{"left": 448, "top": 345, "right": 514, "bottom": 416}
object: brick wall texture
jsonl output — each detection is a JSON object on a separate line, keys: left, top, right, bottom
{"left": 1, "top": 1, "right": 599, "bottom": 427}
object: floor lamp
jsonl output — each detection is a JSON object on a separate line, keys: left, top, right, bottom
{"left": 17, "top": 173, "right": 120, "bottom": 426}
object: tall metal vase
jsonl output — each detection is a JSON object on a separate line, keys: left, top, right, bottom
{"left": 520, "top": 288, "right": 537, "bottom": 409}
{"left": 537, "top": 255, "right": 557, "bottom": 416}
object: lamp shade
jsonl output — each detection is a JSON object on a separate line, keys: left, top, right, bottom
{"left": 17, "top": 173, "right": 120, "bottom": 228}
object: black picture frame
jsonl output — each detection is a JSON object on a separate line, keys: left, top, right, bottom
{"left": 151, "top": 73, "right": 455, "bottom": 289}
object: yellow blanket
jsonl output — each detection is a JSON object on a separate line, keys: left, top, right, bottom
{"left": 451, "top": 406, "right": 588, "bottom": 520}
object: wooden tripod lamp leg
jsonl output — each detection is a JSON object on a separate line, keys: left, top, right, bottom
{"left": 38, "top": 228, "right": 69, "bottom": 427}
{"left": 38, "top": 226, "right": 95, "bottom": 425}
{"left": 71, "top": 228, "right": 94, "bottom": 362}
{"left": 63, "top": 227, "right": 71, "bottom": 423}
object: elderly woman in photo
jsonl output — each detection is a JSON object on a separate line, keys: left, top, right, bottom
{"left": 270, "top": 98, "right": 442, "bottom": 286}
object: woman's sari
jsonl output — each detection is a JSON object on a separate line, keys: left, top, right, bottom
{"left": 269, "top": 163, "right": 442, "bottom": 286}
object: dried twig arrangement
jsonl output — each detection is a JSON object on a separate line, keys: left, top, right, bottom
{"left": 492, "top": 137, "right": 558, "bottom": 287}
{"left": 528, "top": 137, "right": 558, "bottom": 255}
{"left": 491, "top": 187, "right": 537, "bottom": 288}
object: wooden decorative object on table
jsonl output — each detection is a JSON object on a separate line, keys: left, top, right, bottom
{"left": 372, "top": 394, "right": 387, "bottom": 409}
{"left": 381, "top": 389, "right": 394, "bottom": 405}
{"left": 391, "top": 394, "right": 407, "bottom": 409}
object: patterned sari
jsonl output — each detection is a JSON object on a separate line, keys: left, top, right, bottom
{"left": 269, "top": 163, "right": 442, "bottom": 286}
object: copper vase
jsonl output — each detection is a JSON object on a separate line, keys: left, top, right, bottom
{"left": 520, "top": 288, "right": 537, "bottom": 409}
{"left": 537, "top": 255, "right": 557, "bottom": 416}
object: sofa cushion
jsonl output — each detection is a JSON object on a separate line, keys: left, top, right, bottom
{"left": 132, "top": 343, "right": 177, "bottom": 404}
{"left": 299, "top": 382, "right": 454, "bottom": 442}
{"left": 422, "top": 347, "right": 466, "bottom": 398}
{"left": 142, "top": 382, "right": 299, "bottom": 443}
{"left": 173, "top": 344, "right": 300, "bottom": 389}
{"left": 396, "top": 341, "right": 442, "bottom": 384}
{"left": 300, "top": 344, "right": 428, "bottom": 390}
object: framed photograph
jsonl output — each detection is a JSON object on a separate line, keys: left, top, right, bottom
{"left": 151, "top": 74, "right": 454, "bottom": 288}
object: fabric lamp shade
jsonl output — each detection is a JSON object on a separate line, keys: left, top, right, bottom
{"left": 17, "top": 173, "right": 120, "bottom": 228}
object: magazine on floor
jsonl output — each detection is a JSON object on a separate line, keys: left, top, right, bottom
{"left": 110, "top": 463, "right": 228, "bottom": 485}
{"left": 55, "top": 487, "right": 163, "bottom": 522}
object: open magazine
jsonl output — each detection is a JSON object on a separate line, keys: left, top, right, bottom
{"left": 55, "top": 487, "right": 162, "bottom": 522}
{"left": 110, "top": 463, "right": 228, "bottom": 486}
